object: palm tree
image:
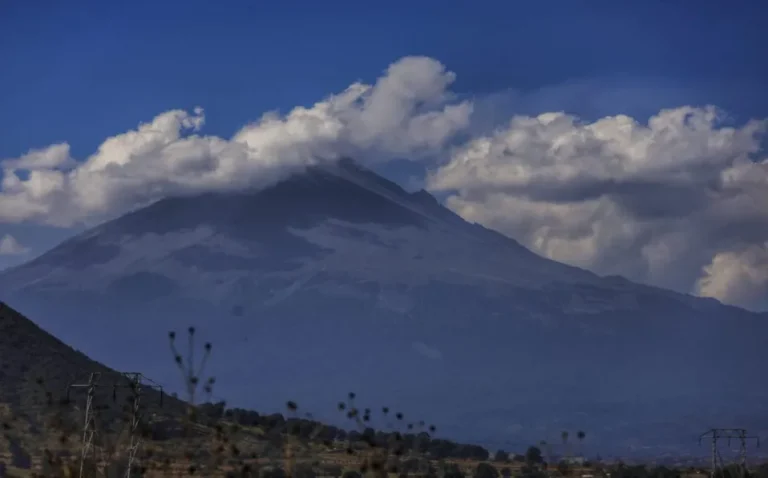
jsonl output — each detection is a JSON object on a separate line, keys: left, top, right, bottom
{"left": 561, "top": 430, "right": 570, "bottom": 459}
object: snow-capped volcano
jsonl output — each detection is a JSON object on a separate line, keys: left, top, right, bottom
{"left": 1, "top": 159, "right": 767, "bottom": 458}
{"left": 1, "top": 159, "right": 595, "bottom": 300}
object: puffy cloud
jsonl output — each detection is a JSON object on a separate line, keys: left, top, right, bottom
{"left": 0, "top": 234, "right": 29, "bottom": 256}
{"left": 428, "top": 106, "right": 768, "bottom": 308}
{"left": 3, "top": 54, "right": 768, "bottom": 310}
{"left": 2, "top": 143, "right": 75, "bottom": 170}
{"left": 0, "top": 56, "right": 471, "bottom": 227}
{"left": 697, "top": 245, "right": 768, "bottom": 311}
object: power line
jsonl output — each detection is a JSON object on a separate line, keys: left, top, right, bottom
{"left": 118, "top": 372, "right": 164, "bottom": 478}
{"left": 67, "top": 371, "right": 164, "bottom": 478}
{"left": 699, "top": 428, "right": 760, "bottom": 478}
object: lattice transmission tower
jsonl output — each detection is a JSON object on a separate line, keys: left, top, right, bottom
{"left": 699, "top": 428, "right": 760, "bottom": 478}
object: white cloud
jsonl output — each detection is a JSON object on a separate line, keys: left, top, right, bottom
{"left": 2, "top": 54, "right": 768, "bottom": 310}
{"left": 0, "top": 56, "right": 471, "bottom": 227}
{"left": 0, "top": 234, "right": 29, "bottom": 256}
{"left": 2, "top": 143, "right": 75, "bottom": 170}
{"left": 697, "top": 244, "right": 768, "bottom": 311}
{"left": 428, "top": 106, "right": 768, "bottom": 308}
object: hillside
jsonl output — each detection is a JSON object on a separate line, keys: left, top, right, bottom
{"left": 0, "top": 303, "right": 501, "bottom": 477}
{"left": 0, "top": 301, "right": 137, "bottom": 411}
{"left": 0, "top": 302, "right": 178, "bottom": 473}
{"left": 1, "top": 159, "right": 767, "bottom": 458}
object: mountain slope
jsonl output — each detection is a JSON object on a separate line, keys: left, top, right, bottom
{"left": 0, "top": 301, "right": 108, "bottom": 411}
{"left": 0, "top": 301, "right": 172, "bottom": 431}
{"left": 1, "top": 159, "right": 766, "bottom": 458}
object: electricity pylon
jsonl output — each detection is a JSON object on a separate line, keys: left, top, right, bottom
{"left": 69, "top": 371, "right": 164, "bottom": 478}
{"left": 68, "top": 372, "right": 101, "bottom": 478}
{"left": 116, "top": 372, "right": 164, "bottom": 478}
{"left": 699, "top": 428, "right": 760, "bottom": 478}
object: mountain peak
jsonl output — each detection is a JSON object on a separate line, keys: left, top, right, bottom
{"left": 0, "top": 158, "right": 590, "bottom": 303}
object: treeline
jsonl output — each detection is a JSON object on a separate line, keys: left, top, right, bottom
{"left": 196, "top": 401, "right": 490, "bottom": 460}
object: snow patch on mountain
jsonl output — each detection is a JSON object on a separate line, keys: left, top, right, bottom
{"left": 0, "top": 226, "right": 258, "bottom": 298}
{"left": 287, "top": 218, "right": 600, "bottom": 289}
{"left": 2, "top": 216, "right": 638, "bottom": 317}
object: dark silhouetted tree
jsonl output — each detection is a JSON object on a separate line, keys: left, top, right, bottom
{"left": 443, "top": 463, "right": 465, "bottom": 478}
{"left": 494, "top": 449, "right": 509, "bottom": 463}
{"left": 474, "top": 462, "right": 499, "bottom": 478}
{"left": 525, "top": 446, "right": 543, "bottom": 465}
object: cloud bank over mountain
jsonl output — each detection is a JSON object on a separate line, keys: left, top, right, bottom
{"left": 427, "top": 107, "right": 768, "bottom": 310}
{"left": 1, "top": 56, "right": 767, "bottom": 309}
{"left": 0, "top": 57, "right": 471, "bottom": 227}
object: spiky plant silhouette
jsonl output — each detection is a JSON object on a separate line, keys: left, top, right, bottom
{"left": 168, "top": 327, "right": 215, "bottom": 411}
{"left": 168, "top": 326, "right": 235, "bottom": 476}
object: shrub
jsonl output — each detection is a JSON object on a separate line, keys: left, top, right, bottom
{"left": 474, "top": 462, "right": 500, "bottom": 478}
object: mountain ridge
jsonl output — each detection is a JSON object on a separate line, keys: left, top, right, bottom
{"left": 4, "top": 159, "right": 756, "bottom": 319}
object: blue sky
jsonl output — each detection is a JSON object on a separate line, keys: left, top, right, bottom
{"left": 2, "top": 0, "right": 766, "bottom": 158}
{"left": 1, "top": 0, "right": 767, "bottom": 308}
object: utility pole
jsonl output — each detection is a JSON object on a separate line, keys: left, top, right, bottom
{"left": 123, "top": 373, "right": 142, "bottom": 478}
{"left": 699, "top": 428, "right": 760, "bottom": 478}
{"left": 68, "top": 372, "right": 101, "bottom": 478}
{"left": 116, "top": 372, "right": 164, "bottom": 478}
